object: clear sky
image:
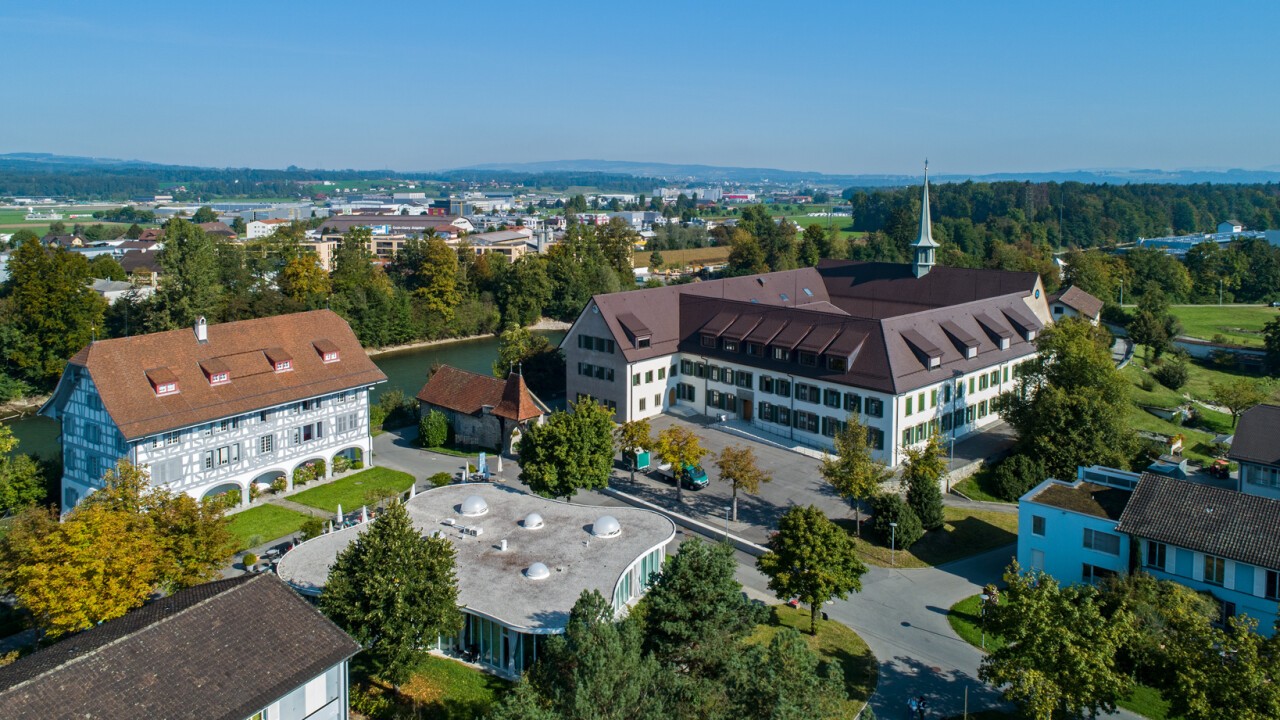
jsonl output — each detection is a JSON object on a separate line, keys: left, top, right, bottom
{"left": 3, "top": 1, "right": 1277, "bottom": 175}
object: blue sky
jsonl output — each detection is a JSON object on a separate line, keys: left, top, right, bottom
{"left": 3, "top": 1, "right": 1277, "bottom": 175}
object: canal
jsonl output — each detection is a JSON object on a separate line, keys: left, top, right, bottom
{"left": 3, "top": 330, "right": 565, "bottom": 461}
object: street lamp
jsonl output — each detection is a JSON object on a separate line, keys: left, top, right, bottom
{"left": 979, "top": 593, "right": 991, "bottom": 649}
{"left": 889, "top": 522, "right": 898, "bottom": 567}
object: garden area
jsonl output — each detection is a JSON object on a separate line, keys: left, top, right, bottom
{"left": 836, "top": 506, "right": 1018, "bottom": 569}
{"left": 289, "top": 467, "right": 416, "bottom": 514}
{"left": 349, "top": 654, "right": 511, "bottom": 720}
{"left": 746, "top": 604, "right": 878, "bottom": 715}
{"left": 226, "top": 504, "right": 312, "bottom": 551}
{"left": 948, "top": 594, "right": 1171, "bottom": 719}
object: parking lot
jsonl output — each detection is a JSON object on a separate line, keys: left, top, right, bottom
{"left": 615, "top": 415, "right": 847, "bottom": 544}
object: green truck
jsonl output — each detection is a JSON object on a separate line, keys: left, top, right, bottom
{"left": 656, "top": 462, "right": 710, "bottom": 490}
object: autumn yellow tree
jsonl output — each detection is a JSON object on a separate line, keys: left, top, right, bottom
{"left": 277, "top": 254, "right": 332, "bottom": 308}
{"left": 0, "top": 461, "right": 235, "bottom": 638}
{"left": 716, "top": 444, "right": 771, "bottom": 522}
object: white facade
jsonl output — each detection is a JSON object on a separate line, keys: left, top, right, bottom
{"left": 57, "top": 365, "right": 374, "bottom": 510}
{"left": 246, "top": 219, "right": 289, "bottom": 239}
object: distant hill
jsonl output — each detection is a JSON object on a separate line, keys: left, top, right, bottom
{"left": 459, "top": 158, "right": 1280, "bottom": 187}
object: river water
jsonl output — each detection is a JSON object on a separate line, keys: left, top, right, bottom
{"left": 3, "top": 330, "right": 565, "bottom": 461}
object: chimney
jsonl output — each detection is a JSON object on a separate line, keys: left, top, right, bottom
{"left": 194, "top": 316, "right": 208, "bottom": 343}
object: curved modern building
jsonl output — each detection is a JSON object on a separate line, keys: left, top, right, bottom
{"left": 276, "top": 483, "right": 676, "bottom": 678}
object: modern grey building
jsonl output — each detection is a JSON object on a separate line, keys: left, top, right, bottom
{"left": 564, "top": 172, "right": 1080, "bottom": 467}
{"left": 277, "top": 483, "right": 676, "bottom": 679}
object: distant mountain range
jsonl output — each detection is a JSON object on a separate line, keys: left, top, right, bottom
{"left": 5, "top": 152, "right": 1280, "bottom": 189}
{"left": 459, "top": 158, "right": 1280, "bottom": 186}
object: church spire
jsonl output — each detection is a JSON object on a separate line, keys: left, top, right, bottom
{"left": 911, "top": 160, "right": 939, "bottom": 278}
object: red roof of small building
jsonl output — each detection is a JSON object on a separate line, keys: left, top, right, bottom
{"left": 416, "top": 366, "right": 545, "bottom": 421}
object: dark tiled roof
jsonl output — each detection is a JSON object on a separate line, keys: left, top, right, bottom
{"left": 1031, "top": 481, "right": 1131, "bottom": 520}
{"left": 417, "top": 365, "right": 545, "bottom": 421}
{"left": 1229, "top": 404, "right": 1280, "bottom": 467}
{"left": 120, "top": 252, "right": 161, "bottom": 273}
{"left": 43, "top": 310, "right": 385, "bottom": 440}
{"left": 493, "top": 373, "right": 545, "bottom": 422}
{"left": 1049, "top": 285, "right": 1104, "bottom": 319}
{"left": 0, "top": 574, "right": 359, "bottom": 720}
{"left": 1115, "top": 473, "right": 1280, "bottom": 570}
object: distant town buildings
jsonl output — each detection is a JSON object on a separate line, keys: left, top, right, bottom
{"left": 40, "top": 311, "right": 386, "bottom": 511}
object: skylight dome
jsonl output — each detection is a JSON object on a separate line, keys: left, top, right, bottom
{"left": 525, "top": 562, "right": 550, "bottom": 580}
{"left": 523, "top": 512, "right": 544, "bottom": 529}
{"left": 460, "top": 495, "right": 489, "bottom": 517}
{"left": 592, "top": 515, "right": 622, "bottom": 538}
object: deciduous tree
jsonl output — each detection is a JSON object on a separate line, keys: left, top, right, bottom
{"left": 277, "top": 254, "right": 331, "bottom": 308}
{"left": 821, "top": 416, "right": 889, "bottom": 536}
{"left": 715, "top": 444, "right": 771, "bottom": 522}
{"left": 149, "top": 218, "right": 222, "bottom": 330}
{"left": 757, "top": 505, "right": 866, "bottom": 634}
{"left": 725, "top": 628, "right": 846, "bottom": 720}
{"left": 653, "top": 425, "right": 708, "bottom": 504}
{"left": 1210, "top": 377, "right": 1271, "bottom": 428}
{"left": 319, "top": 500, "right": 462, "bottom": 686}
{"left": 980, "top": 564, "right": 1136, "bottom": 720}
{"left": 518, "top": 399, "right": 615, "bottom": 500}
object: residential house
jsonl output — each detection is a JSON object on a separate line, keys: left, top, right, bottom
{"left": 564, "top": 170, "right": 1084, "bottom": 467}
{"left": 0, "top": 573, "right": 359, "bottom": 720}
{"left": 246, "top": 218, "right": 292, "bottom": 239}
{"left": 416, "top": 366, "right": 547, "bottom": 454}
{"left": 278, "top": 483, "right": 675, "bottom": 679}
{"left": 39, "top": 310, "right": 386, "bottom": 511}
{"left": 1048, "top": 285, "right": 1104, "bottom": 325}
{"left": 1229, "top": 404, "right": 1280, "bottom": 500}
{"left": 468, "top": 229, "right": 533, "bottom": 260}
{"left": 199, "top": 221, "right": 238, "bottom": 240}
{"left": 120, "top": 250, "right": 162, "bottom": 286}
{"left": 88, "top": 278, "right": 155, "bottom": 305}
{"left": 1018, "top": 467, "right": 1280, "bottom": 635}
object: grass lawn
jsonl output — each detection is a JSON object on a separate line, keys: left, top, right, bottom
{"left": 226, "top": 505, "right": 311, "bottom": 550}
{"left": 948, "top": 594, "right": 1170, "bottom": 719}
{"left": 1170, "top": 305, "right": 1279, "bottom": 347}
{"left": 289, "top": 466, "right": 416, "bottom": 513}
{"left": 352, "top": 653, "right": 511, "bottom": 720}
{"left": 636, "top": 245, "right": 731, "bottom": 269}
{"left": 836, "top": 506, "right": 1018, "bottom": 569}
{"left": 952, "top": 464, "right": 1011, "bottom": 504}
{"left": 747, "top": 604, "right": 877, "bottom": 712}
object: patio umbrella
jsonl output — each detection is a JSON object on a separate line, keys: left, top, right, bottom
{"left": 409, "top": 482, "right": 417, "bottom": 498}
{"left": 336, "top": 503, "right": 343, "bottom": 525}
{"left": 496, "top": 455, "right": 504, "bottom": 473}
{"left": 478, "top": 452, "right": 487, "bottom": 476}
{"left": 360, "top": 505, "right": 368, "bottom": 524}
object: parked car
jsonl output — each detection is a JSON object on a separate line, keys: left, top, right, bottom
{"left": 656, "top": 463, "right": 710, "bottom": 490}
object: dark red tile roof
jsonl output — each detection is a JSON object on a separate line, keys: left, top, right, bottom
{"left": 0, "top": 574, "right": 359, "bottom": 720}
{"left": 417, "top": 366, "right": 545, "bottom": 421}
{"left": 1049, "top": 285, "right": 1104, "bottom": 319}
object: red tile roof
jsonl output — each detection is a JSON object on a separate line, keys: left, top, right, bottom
{"left": 48, "top": 310, "right": 385, "bottom": 440}
{"left": 417, "top": 366, "right": 545, "bottom": 421}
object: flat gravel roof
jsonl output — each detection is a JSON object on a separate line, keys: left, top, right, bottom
{"left": 276, "top": 483, "right": 675, "bottom": 632}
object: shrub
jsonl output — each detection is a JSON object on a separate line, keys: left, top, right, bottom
{"left": 369, "top": 405, "right": 387, "bottom": 432}
{"left": 299, "top": 517, "right": 326, "bottom": 542}
{"left": 222, "top": 489, "right": 241, "bottom": 509}
{"left": 242, "top": 553, "right": 258, "bottom": 569}
{"left": 333, "top": 455, "right": 350, "bottom": 474}
{"left": 906, "top": 470, "right": 945, "bottom": 532}
{"left": 293, "top": 466, "right": 313, "bottom": 486}
{"left": 991, "top": 453, "right": 1047, "bottom": 501}
{"left": 248, "top": 483, "right": 262, "bottom": 501}
{"left": 1153, "top": 356, "right": 1189, "bottom": 390}
{"left": 1140, "top": 376, "right": 1155, "bottom": 392}
{"left": 311, "top": 459, "right": 326, "bottom": 478}
{"left": 428, "top": 471, "right": 453, "bottom": 488}
{"left": 351, "top": 459, "right": 364, "bottom": 470}
{"left": 271, "top": 477, "right": 287, "bottom": 494}
{"left": 869, "top": 493, "right": 924, "bottom": 549}
{"left": 420, "top": 409, "right": 450, "bottom": 448}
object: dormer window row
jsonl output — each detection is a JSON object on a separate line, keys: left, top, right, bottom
{"left": 700, "top": 332, "right": 855, "bottom": 375}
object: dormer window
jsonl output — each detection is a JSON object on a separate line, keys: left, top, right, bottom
{"left": 265, "top": 347, "right": 294, "bottom": 373}
{"left": 825, "top": 355, "right": 847, "bottom": 372}
{"left": 701, "top": 334, "right": 717, "bottom": 348}
{"left": 146, "top": 367, "right": 180, "bottom": 397}
{"left": 313, "top": 339, "right": 341, "bottom": 364}
{"left": 199, "top": 358, "right": 231, "bottom": 386}
{"left": 723, "top": 340, "right": 738, "bottom": 352}
{"left": 637, "top": 337, "right": 651, "bottom": 349}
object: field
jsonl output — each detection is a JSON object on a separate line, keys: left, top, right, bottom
{"left": 638, "top": 245, "right": 731, "bottom": 269}
{"left": 1168, "top": 305, "right": 1278, "bottom": 347}
{"left": 747, "top": 604, "right": 878, "bottom": 712}
{"left": 0, "top": 206, "right": 133, "bottom": 237}
{"left": 288, "top": 466, "right": 416, "bottom": 513}
{"left": 226, "top": 504, "right": 312, "bottom": 550}
{"left": 837, "top": 506, "right": 1018, "bottom": 569}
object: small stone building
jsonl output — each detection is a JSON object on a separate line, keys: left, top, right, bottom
{"left": 416, "top": 365, "right": 548, "bottom": 454}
